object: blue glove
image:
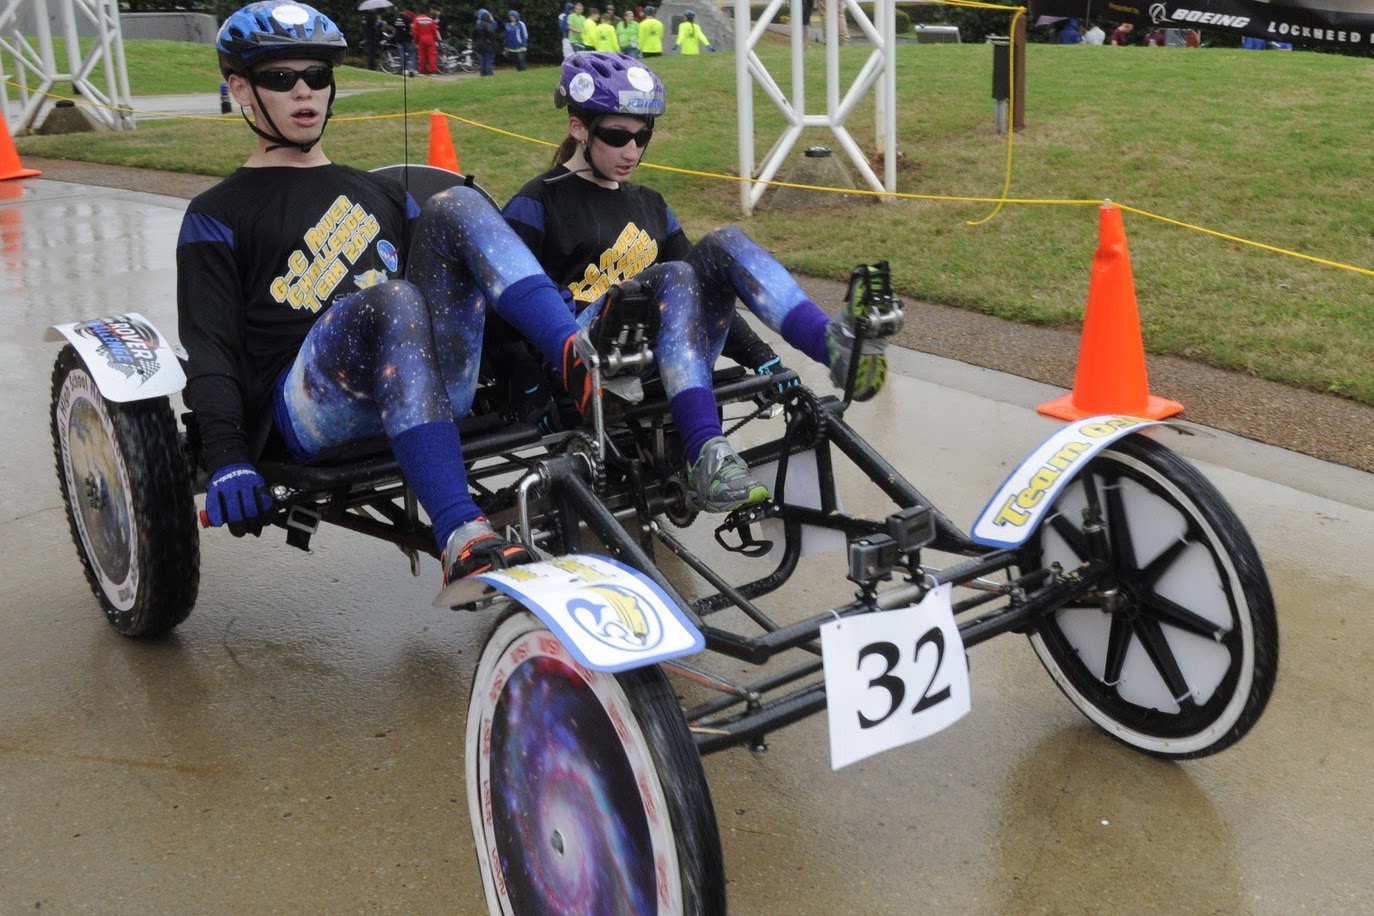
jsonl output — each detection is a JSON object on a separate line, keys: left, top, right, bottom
{"left": 206, "top": 462, "right": 272, "bottom": 534}
{"left": 708, "top": 44, "right": 717, "bottom": 51}
{"left": 754, "top": 356, "right": 800, "bottom": 397}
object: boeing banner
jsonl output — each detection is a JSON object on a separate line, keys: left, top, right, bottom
{"left": 1029, "top": 0, "right": 1374, "bottom": 49}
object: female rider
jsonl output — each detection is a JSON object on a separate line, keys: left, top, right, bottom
{"left": 501, "top": 53, "right": 887, "bottom": 509}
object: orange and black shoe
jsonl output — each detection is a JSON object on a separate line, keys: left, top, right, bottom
{"left": 560, "top": 331, "right": 598, "bottom": 418}
{"left": 441, "top": 518, "right": 534, "bottom": 586}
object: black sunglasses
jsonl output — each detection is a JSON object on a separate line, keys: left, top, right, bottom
{"left": 592, "top": 125, "right": 654, "bottom": 148}
{"left": 249, "top": 65, "right": 334, "bottom": 93}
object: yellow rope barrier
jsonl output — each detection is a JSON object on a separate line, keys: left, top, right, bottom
{"left": 8, "top": 66, "right": 1374, "bottom": 280}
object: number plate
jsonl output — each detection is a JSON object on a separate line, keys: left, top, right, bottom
{"left": 821, "top": 584, "right": 971, "bottom": 770}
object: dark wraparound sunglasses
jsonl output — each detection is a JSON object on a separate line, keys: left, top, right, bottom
{"left": 592, "top": 125, "right": 654, "bottom": 148}
{"left": 249, "top": 65, "right": 334, "bottom": 93}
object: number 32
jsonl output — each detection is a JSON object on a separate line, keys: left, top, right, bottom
{"left": 855, "top": 628, "right": 951, "bottom": 729}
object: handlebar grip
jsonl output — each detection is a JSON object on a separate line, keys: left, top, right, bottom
{"left": 199, "top": 508, "right": 210, "bottom": 528}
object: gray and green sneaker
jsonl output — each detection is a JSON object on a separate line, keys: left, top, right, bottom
{"left": 687, "top": 436, "right": 771, "bottom": 513}
{"left": 827, "top": 262, "right": 900, "bottom": 402}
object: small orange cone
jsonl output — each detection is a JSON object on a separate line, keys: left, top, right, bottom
{"left": 0, "top": 107, "right": 41, "bottom": 181}
{"left": 1038, "top": 204, "right": 1183, "bottom": 421}
{"left": 427, "top": 110, "right": 460, "bottom": 174}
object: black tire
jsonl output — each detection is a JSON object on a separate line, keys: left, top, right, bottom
{"left": 51, "top": 345, "right": 199, "bottom": 637}
{"left": 379, "top": 47, "right": 402, "bottom": 75}
{"left": 467, "top": 610, "right": 726, "bottom": 915}
{"left": 1020, "top": 433, "right": 1277, "bottom": 759}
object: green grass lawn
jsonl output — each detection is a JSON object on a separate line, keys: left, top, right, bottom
{"left": 14, "top": 39, "right": 1374, "bottom": 405}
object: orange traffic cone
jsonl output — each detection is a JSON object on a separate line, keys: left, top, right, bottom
{"left": 1038, "top": 204, "right": 1183, "bottom": 421}
{"left": 0, "top": 107, "right": 41, "bottom": 181}
{"left": 427, "top": 110, "right": 460, "bottom": 174}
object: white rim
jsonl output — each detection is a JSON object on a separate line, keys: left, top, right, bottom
{"left": 57, "top": 369, "right": 139, "bottom": 612}
{"left": 1029, "top": 451, "right": 1255, "bottom": 755}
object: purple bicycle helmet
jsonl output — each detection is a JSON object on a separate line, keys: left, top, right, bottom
{"left": 555, "top": 51, "right": 666, "bottom": 118}
{"left": 216, "top": 1, "right": 347, "bottom": 77}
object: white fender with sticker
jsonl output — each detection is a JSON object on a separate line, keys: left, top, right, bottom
{"left": 970, "top": 415, "right": 1165, "bottom": 549}
{"left": 434, "top": 553, "right": 704, "bottom": 673}
{"left": 46, "top": 313, "right": 185, "bottom": 402}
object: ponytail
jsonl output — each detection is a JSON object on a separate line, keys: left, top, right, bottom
{"left": 553, "top": 134, "right": 578, "bottom": 167}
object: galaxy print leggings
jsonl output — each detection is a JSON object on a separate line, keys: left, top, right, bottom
{"left": 276, "top": 185, "right": 554, "bottom": 459}
{"left": 686, "top": 226, "right": 813, "bottom": 344}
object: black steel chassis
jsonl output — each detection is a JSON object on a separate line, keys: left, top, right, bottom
{"left": 248, "top": 362, "right": 1068, "bottom": 758}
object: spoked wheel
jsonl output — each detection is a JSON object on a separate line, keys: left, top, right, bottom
{"left": 1020, "top": 433, "right": 1277, "bottom": 759}
{"left": 467, "top": 611, "right": 726, "bottom": 915}
{"left": 379, "top": 47, "right": 403, "bottom": 75}
{"left": 50, "top": 346, "right": 199, "bottom": 637}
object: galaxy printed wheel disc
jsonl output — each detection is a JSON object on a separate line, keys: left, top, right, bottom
{"left": 468, "top": 612, "right": 684, "bottom": 915}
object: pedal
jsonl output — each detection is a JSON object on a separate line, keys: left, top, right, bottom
{"left": 845, "top": 261, "right": 904, "bottom": 339}
{"left": 712, "top": 503, "right": 775, "bottom": 558}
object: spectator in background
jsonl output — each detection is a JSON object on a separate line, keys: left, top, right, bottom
{"left": 504, "top": 9, "right": 529, "bottom": 71}
{"left": 589, "top": 8, "right": 619, "bottom": 50}
{"left": 361, "top": 10, "right": 384, "bottom": 69}
{"left": 1109, "top": 21, "right": 1134, "bottom": 45}
{"left": 412, "top": 6, "right": 440, "bottom": 73}
{"left": 1054, "top": 17, "right": 1081, "bottom": 43}
{"left": 1144, "top": 26, "right": 1165, "bottom": 45}
{"left": 559, "top": 2, "right": 574, "bottom": 57}
{"left": 1083, "top": 20, "right": 1105, "bottom": 44}
{"left": 390, "top": 9, "right": 417, "bottom": 75}
{"left": 616, "top": 9, "right": 640, "bottom": 57}
{"left": 639, "top": 5, "right": 664, "bottom": 55}
{"left": 473, "top": 8, "right": 498, "bottom": 75}
{"left": 675, "top": 9, "right": 712, "bottom": 54}
{"left": 568, "top": 1, "right": 587, "bottom": 50}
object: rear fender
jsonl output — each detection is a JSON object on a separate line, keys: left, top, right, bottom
{"left": 45, "top": 312, "right": 185, "bottom": 402}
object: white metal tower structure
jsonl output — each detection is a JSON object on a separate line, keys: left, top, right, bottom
{"left": 0, "top": 0, "right": 133, "bottom": 133}
{"left": 732, "top": 0, "right": 897, "bottom": 214}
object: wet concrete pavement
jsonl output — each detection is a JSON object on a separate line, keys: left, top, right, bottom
{"left": 2, "top": 177, "right": 1373, "bottom": 914}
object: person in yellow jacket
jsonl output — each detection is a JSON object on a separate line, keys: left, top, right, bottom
{"left": 638, "top": 5, "right": 664, "bottom": 56}
{"left": 588, "top": 8, "right": 620, "bottom": 50}
{"left": 674, "top": 9, "right": 712, "bottom": 54}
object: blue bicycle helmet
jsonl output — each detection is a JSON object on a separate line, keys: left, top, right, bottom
{"left": 555, "top": 51, "right": 665, "bottom": 118}
{"left": 216, "top": 1, "right": 347, "bottom": 77}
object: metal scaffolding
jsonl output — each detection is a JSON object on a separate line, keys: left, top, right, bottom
{"left": 0, "top": 0, "right": 133, "bottom": 133}
{"left": 732, "top": 0, "right": 897, "bottom": 214}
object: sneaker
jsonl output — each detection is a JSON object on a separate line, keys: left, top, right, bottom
{"left": 560, "top": 330, "right": 597, "bottom": 417}
{"left": 687, "top": 436, "right": 771, "bottom": 513}
{"left": 442, "top": 518, "right": 533, "bottom": 586}
{"left": 826, "top": 319, "right": 888, "bottom": 402}
{"left": 827, "top": 263, "right": 898, "bottom": 401}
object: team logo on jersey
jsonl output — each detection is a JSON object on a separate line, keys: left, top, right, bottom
{"left": 73, "top": 315, "right": 162, "bottom": 384}
{"left": 569, "top": 221, "right": 659, "bottom": 303}
{"left": 377, "top": 239, "right": 400, "bottom": 273}
{"left": 270, "top": 194, "right": 383, "bottom": 313}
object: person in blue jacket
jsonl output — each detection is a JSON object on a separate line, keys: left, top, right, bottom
{"left": 503, "top": 9, "right": 529, "bottom": 71}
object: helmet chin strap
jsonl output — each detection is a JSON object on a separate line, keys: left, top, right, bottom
{"left": 241, "top": 81, "right": 337, "bottom": 154}
{"left": 578, "top": 114, "right": 614, "bottom": 183}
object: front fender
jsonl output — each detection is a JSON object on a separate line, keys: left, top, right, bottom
{"left": 45, "top": 312, "right": 185, "bottom": 403}
{"left": 435, "top": 552, "right": 705, "bottom": 672}
{"left": 969, "top": 415, "right": 1166, "bottom": 549}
